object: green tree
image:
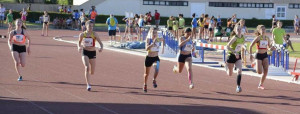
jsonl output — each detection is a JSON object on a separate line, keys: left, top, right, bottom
{"left": 57, "top": 0, "right": 72, "bottom": 5}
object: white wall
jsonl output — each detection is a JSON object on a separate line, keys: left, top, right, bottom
{"left": 94, "top": 0, "right": 190, "bottom": 17}
{"left": 76, "top": 0, "right": 298, "bottom": 20}
{"left": 95, "top": 0, "right": 141, "bottom": 16}
{"left": 74, "top": 0, "right": 89, "bottom": 5}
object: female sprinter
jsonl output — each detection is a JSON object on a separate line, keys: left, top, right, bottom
{"left": 225, "top": 25, "right": 246, "bottom": 93}
{"left": 249, "top": 25, "right": 274, "bottom": 90}
{"left": 8, "top": 19, "right": 31, "bottom": 81}
{"left": 78, "top": 20, "right": 103, "bottom": 91}
{"left": 239, "top": 19, "right": 248, "bottom": 67}
{"left": 143, "top": 27, "right": 165, "bottom": 93}
{"left": 173, "top": 28, "right": 195, "bottom": 89}
{"left": 42, "top": 11, "right": 50, "bottom": 36}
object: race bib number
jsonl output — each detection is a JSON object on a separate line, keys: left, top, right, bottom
{"left": 259, "top": 40, "right": 268, "bottom": 48}
{"left": 184, "top": 44, "right": 193, "bottom": 51}
{"left": 14, "top": 35, "right": 24, "bottom": 43}
{"left": 151, "top": 42, "right": 160, "bottom": 52}
{"left": 235, "top": 44, "right": 243, "bottom": 52}
{"left": 83, "top": 38, "right": 93, "bottom": 47}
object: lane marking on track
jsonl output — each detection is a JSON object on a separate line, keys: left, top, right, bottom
{"left": 26, "top": 63, "right": 120, "bottom": 114}
{"left": 0, "top": 86, "right": 54, "bottom": 114}
{"left": 53, "top": 37, "right": 298, "bottom": 113}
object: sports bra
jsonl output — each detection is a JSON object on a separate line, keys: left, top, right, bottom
{"left": 43, "top": 15, "right": 49, "bottom": 22}
{"left": 256, "top": 35, "right": 268, "bottom": 49}
{"left": 180, "top": 36, "right": 193, "bottom": 52}
{"left": 82, "top": 32, "right": 96, "bottom": 47}
{"left": 148, "top": 38, "right": 161, "bottom": 52}
{"left": 13, "top": 29, "right": 26, "bottom": 45}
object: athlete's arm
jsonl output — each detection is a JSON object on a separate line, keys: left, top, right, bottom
{"left": 7, "top": 31, "right": 14, "bottom": 51}
{"left": 24, "top": 30, "right": 31, "bottom": 55}
{"left": 226, "top": 36, "right": 237, "bottom": 53}
{"left": 161, "top": 38, "right": 165, "bottom": 54}
{"left": 145, "top": 38, "right": 154, "bottom": 51}
{"left": 249, "top": 36, "right": 259, "bottom": 55}
{"left": 245, "top": 27, "right": 248, "bottom": 34}
{"left": 94, "top": 32, "right": 103, "bottom": 52}
{"left": 78, "top": 33, "right": 84, "bottom": 52}
{"left": 179, "top": 36, "right": 191, "bottom": 47}
{"left": 267, "top": 37, "right": 275, "bottom": 51}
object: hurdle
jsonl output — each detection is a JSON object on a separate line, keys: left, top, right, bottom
{"left": 196, "top": 42, "right": 226, "bottom": 64}
{"left": 161, "top": 29, "right": 178, "bottom": 54}
{"left": 268, "top": 44, "right": 290, "bottom": 71}
{"left": 291, "top": 58, "right": 300, "bottom": 81}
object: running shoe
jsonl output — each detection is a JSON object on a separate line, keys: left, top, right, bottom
{"left": 189, "top": 83, "right": 194, "bottom": 89}
{"left": 251, "top": 62, "right": 256, "bottom": 68}
{"left": 87, "top": 85, "right": 91, "bottom": 91}
{"left": 143, "top": 85, "right": 147, "bottom": 93}
{"left": 173, "top": 65, "right": 178, "bottom": 73}
{"left": 153, "top": 80, "right": 157, "bottom": 88}
{"left": 17, "top": 76, "right": 22, "bottom": 81}
{"left": 258, "top": 85, "right": 265, "bottom": 90}
{"left": 236, "top": 86, "right": 242, "bottom": 93}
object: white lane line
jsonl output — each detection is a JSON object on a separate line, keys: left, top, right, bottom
{"left": 0, "top": 86, "right": 54, "bottom": 114}
{"left": 53, "top": 38, "right": 298, "bottom": 114}
{"left": 27, "top": 64, "right": 119, "bottom": 114}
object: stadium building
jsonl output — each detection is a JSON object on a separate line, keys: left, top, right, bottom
{"left": 75, "top": 0, "right": 300, "bottom": 20}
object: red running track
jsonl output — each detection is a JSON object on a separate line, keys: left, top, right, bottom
{"left": 0, "top": 30, "right": 300, "bottom": 114}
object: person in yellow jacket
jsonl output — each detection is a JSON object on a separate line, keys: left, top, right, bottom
{"left": 197, "top": 14, "right": 205, "bottom": 39}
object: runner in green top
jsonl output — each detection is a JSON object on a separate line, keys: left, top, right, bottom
{"left": 167, "top": 16, "right": 173, "bottom": 31}
{"left": 178, "top": 14, "right": 185, "bottom": 38}
{"left": 272, "top": 21, "right": 286, "bottom": 45}
{"left": 6, "top": 9, "right": 13, "bottom": 34}
{"left": 172, "top": 17, "right": 179, "bottom": 40}
{"left": 179, "top": 16, "right": 185, "bottom": 28}
{"left": 225, "top": 24, "right": 246, "bottom": 93}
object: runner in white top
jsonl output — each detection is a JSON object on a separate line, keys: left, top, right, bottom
{"left": 42, "top": 11, "right": 50, "bottom": 36}
{"left": 0, "top": 4, "right": 6, "bottom": 27}
{"left": 143, "top": 27, "right": 165, "bottom": 93}
{"left": 238, "top": 19, "right": 248, "bottom": 67}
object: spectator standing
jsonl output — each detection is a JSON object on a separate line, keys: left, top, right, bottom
{"left": 106, "top": 14, "right": 119, "bottom": 45}
{"left": 154, "top": 10, "right": 160, "bottom": 28}
{"left": 0, "top": 4, "right": 6, "bottom": 27}
{"left": 89, "top": 6, "right": 97, "bottom": 24}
